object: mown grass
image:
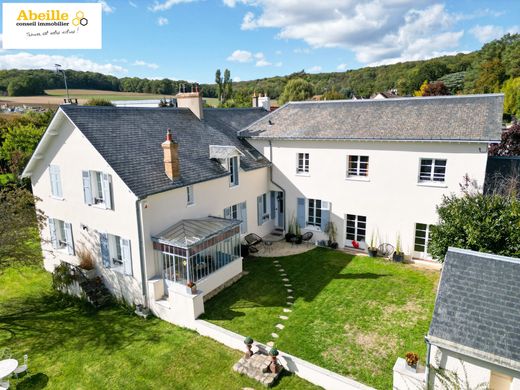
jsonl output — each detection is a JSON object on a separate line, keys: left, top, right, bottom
{"left": 202, "top": 248, "right": 440, "bottom": 389}
{"left": 0, "top": 267, "right": 318, "bottom": 390}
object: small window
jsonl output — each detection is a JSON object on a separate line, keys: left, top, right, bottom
{"left": 345, "top": 214, "right": 366, "bottom": 242}
{"left": 224, "top": 202, "right": 247, "bottom": 233}
{"left": 49, "top": 218, "right": 74, "bottom": 254}
{"left": 419, "top": 159, "right": 446, "bottom": 182}
{"left": 297, "top": 153, "right": 309, "bottom": 174}
{"left": 347, "top": 156, "right": 369, "bottom": 177}
{"left": 109, "top": 234, "right": 124, "bottom": 268}
{"left": 102, "top": 233, "right": 132, "bottom": 275}
{"left": 49, "top": 165, "right": 63, "bottom": 198}
{"left": 186, "top": 185, "right": 194, "bottom": 205}
{"left": 82, "top": 170, "right": 113, "bottom": 209}
{"left": 229, "top": 156, "right": 239, "bottom": 186}
{"left": 307, "top": 199, "right": 322, "bottom": 227}
{"left": 414, "top": 223, "right": 433, "bottom": 253}
{"left": 262, "top": 193, "right": 268, "bottom": 215}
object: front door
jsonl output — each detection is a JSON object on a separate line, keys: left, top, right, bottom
{"left": 276, "top": 191, "right": 284, "bottom": 228}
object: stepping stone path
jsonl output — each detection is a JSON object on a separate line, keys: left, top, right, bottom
{"left": 279, "top": 315, "right": 289, "bottom": 320}
{"left": 266, "top": 341, "right": 275, "bottom": 347}
{"left": 276, "top": 324, "right": 285, "bottom": 330}
{"left": 282, "top": 278, "right": 289, "bottom": 282}
{"left": 271, "top": 332, "right": 279, "bottom": 338}
{"left": 283, "top": 308, "right": 292, "bottom": 313}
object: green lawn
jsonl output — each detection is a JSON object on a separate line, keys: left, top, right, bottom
{"left": 0, "top": 267, "right": 318, "bottom": 390}
{"left": 202, "top": 248, "right": 440, "bottom": 389}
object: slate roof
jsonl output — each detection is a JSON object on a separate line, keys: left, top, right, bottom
{"left": 239, "top": 94, "right": 504, "bottom": 142}
{"left": 60, "top": 105, "right": 269, "bottom": 198}
{"left": 428, "top": 248, "right": 520, "bottom": 371}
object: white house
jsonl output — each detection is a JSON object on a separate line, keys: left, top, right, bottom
{"left": 239, "top": 94, "right": 503, "bottom": 259}
{"left": 22, "top": 92, "right": 503, "bottom": 326}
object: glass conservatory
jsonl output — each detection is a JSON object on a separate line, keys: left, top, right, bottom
{"left": 152, "top": 217, "right": 241, "bottom": 285}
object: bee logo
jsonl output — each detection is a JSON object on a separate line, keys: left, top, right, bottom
{"left": 72, "top": 11, "right": 88, "bottom": 27}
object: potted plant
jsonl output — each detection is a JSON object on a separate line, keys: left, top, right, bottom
{"left": 244, "top": 336, "right": 254, "bottom": 358}
{"left": 285, "top": 215, "right": 296, "bottom": 243}
{"left": 267, "top": 347, "right": 281, "bottom": 374}
{"left": 324, "top": 221, "right": 338, "bottom": 249}
{"left": 187, "top": 281, "right": 197, "bottom": 294}
{"left": 77, "top": 246, "right": 96, "bottom": 280}
{"left": 294, "top": 221, "right": 303, "bottom": 244}
{"left": 367, "top": 231, "right": 378, "bottom": 257}
{"left": 405, "top": 352, "right": 419, "bottom": 372}
{"left": 393, "top": 234, "right": 404, "bottom": 262}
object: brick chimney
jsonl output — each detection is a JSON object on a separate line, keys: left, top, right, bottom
{"left": 162, "top": 129, "right": 180, "bottom": 180}
{"left": 176, "top": 84, "right": 204, "bottom": 120}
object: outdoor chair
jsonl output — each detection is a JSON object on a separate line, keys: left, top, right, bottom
{"left": 377, "top": 243, "right": 395, "bottom": 259}
{"left": 244, "top": 233, "right": 263, "bottom": 253}
{"left": 13, "top": 354, "right": 28, "bottom": 378}
{"left": 0, "top": 380, "right": 9, "bottom": 390}
{"left": 301, "top": 232, "right": 313, "bottom": 243}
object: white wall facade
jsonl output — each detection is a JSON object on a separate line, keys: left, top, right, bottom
{"left": 250, "top": 139, "right": 489, "bottom": 259}
{"left": 140, "top": 165, "right": 274, "bottom": 280}
{"left": 30, "top": 113, "right": 143, "bottom": 303}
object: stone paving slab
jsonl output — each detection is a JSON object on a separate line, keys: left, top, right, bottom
{"left": 233, "top": 353, "right": 283, "bottom": 387}
{"left": 283, "top": 308, "right": 292, "bottom": 313}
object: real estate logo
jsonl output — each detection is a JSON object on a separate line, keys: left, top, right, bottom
{"left": 2, "top": 3, "right": 102, "bottom": 49}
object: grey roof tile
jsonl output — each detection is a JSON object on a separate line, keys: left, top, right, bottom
{"left": 240, "top": 94, "right": 504, "bottom": 141}
{"left": 429, "top": 248, "right": 520, "bottom": 369}
{"left": 60, "top": 105, "right": 269, "bottom": 198}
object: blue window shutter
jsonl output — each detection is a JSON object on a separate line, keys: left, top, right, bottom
{"left": 257, "top": 195, "right": 263, "bottom": 226}
{"left": 64, "top": 222, "right": 75, "bottom": 255}
{"left": 270, "top": 191, "right": 276, "bottom": 219}
{"left": 223, "top": 207, "right": 231, "bottom": 219}
{"left": 297, "top": 198, "right": 306, "bottom": 228}
{"left": 48, "top": 218, "right": 58, "bottom": 248}
{"left": 102, "top": 173, "right": 112, "bottom": 210}
{"left": 321, "top": 203, "right": 330, "bottom": 232}
{"left": 82, "top": 171, "right": 92, "bottom": 205}
{"left": 100, "top": 233, "right": 110, "bottom": 268}
{"left": 121, "top": 239, "right": 132, "bottom": 276}
{"left": 240, "top": 201, "right": 248, "bottom": 233}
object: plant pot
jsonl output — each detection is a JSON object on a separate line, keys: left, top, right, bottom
{"left": 329, "top": 242, "right": 338, "bottom": 249}
{"left": 285, "top": 233, "right": 295, "bottom": 243}
{"left": 368, "top": 248, "right": 378, "bottom": 257}
{"left": 295, "top": 235, "right": 303, "bottom": 244}
{"left": 405, "top": 363, "right": 418, "bottom": 373}
{"left": 393, "top": 252, "right": 404, "bottom": 262}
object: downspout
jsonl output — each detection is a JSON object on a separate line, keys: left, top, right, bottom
{"left": 425, "top": 336, "right": 432, "bottom": 390}
{"left": 268, "top": 140, "right": 286, "bottom": 231}
{"left": 135, "top": 198, "right": 148, "bottom": 306}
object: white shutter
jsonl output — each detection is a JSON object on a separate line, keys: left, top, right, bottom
{"left": 48, "top": 218, "right": 58, "bottom": 249}
{"left": 64, "top": 222, "right": 75, "bottom": 255}
{"left": 321, "top": 201, "right": 331, "bottom": 210}
{"left": 101, "top": 173, "right": 112, "bottom": 210}
{"left": 82, "top": 171, "right": 92, "bottom": 205}
{"left": 49, "top": 165, "right": 62, "bottom": 198}
{"left": 121, "top": 239, "right": 132, "bottom": 276}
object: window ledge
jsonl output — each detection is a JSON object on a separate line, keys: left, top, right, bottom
{"left": 305, "top": 226, "right": 322, "bottom": 232}
{"left": 345, "top": 176, "right": 370, "bottom": 182}
{"left": 187, "top": 203, "right": 196, "bottom": 208}
{"left": 229, "top": 184, "right": 239, "bottom": 189}
{"left": 50, "top": 195, "right": 65, "bottom": 201}
{"left": 417, "top": 182, "right": 447, "bottom": 188}
{"left": 295, "top": 172, "right": 310, "bottom": 177}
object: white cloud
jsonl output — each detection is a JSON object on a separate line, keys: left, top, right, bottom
{"left": 112, "top": 58, "right": 128, "bottom": 63}
{"left": 235, "top": 1, "right": 468, "bottom": 64}
{"left": 293, "top": 48, "right": 311, "bottom": 54}
{"left": 308, "top": 65, "right": 322, "bottom": 73}
{"left": 0, "top": 53, "right": 127, "bottom": 75}
{"left": 470, "top": 24, "right": 519, "bottom": 44}
{"left": 133, "top": 60, "right": 159, "bottom": 69}
{"left": 149, "top": 0, "right": 196, "bottom": 12}
{"left": 254, "top": 52, "right": 271, "bottom": 67}
{"left": 129, "top": 1, "right": 137, "bottom": 7}
{"left": 337, "top": 63, "right": 348, "bottom": 71}
{"left": 234, "top": 76, "right": 242, "bottom": 82}
{"left": 157, "top": 16, "right": 169, "bottom": 26}
{"left": 227, "top": 50, "right": 253, "bottom": 62}
{"left": 98, "top": 0, "right": 115, "bottom": 14}
{"left": 222, "top": 0, "right": 247, "bottom": 7}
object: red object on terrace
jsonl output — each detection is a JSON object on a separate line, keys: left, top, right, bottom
{"left": 352, "top": 240, "right": 359, "bottom": 249}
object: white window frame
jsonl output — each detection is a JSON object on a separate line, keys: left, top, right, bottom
{"left": 49, "top": 165, "right": 63, "bottom": 199}
{"left": 83, "top": 170, "right": 113, "bottom": 209}
{"left": 418, "top": 158, "right": 447, "bottom": 183}
{"left": 108, "top": 234, "right": 126, "bottom": 272}
{"left": 414, "top": 223, "right": 433, "bottom": 255}
{"left": 186, "top": 185, "right": 194, "bottom": 206}
{"left": 347, "top": 155, "right": 369, "bottom": 178}
{"left": 307, "top": 198, "right": 322, "bottom": 228}
{"left": 296, "top": 152, "right": 310, "bottom": 175}
{"left": 345, "top": 214, "right": 367, "bottom": 243}
{"left": 229, "top": 156, "right": 239, "bottom": 187}
{"left": 54, "top": 219, "right": 67, "bottom": 250}
{"left": 49, "top": 218, "right": 74, "bottom": 254}
{"left": 224, "top": 202, "right": 247, "bottom": 233}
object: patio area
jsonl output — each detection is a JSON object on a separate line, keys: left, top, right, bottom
{"left": 249, "top": 238, "right": 315, "bottom": 258}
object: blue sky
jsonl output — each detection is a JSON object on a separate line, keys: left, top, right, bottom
{"left": 0, "top": 0, "right": 519, "bottom": 83}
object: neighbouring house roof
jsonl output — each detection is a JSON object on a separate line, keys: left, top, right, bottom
{"left": 152, "top": 216, "right": 241, "bottom": 249}
{"left": 428, "top": 247, "right": 520, "bottom": 372}
{"left": 37, "top": 105, "right": 269, "bottom": 198}
{"left": 239, "top": 94, "right": 504, "bottom": 142}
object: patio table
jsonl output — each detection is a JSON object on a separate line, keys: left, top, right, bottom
{"left": 0, "top": 359, "right": 18, "bottom": 379}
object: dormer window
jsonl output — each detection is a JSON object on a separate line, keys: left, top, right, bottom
{"left": 229, "top": 156, "right": 239, "bottom": 187}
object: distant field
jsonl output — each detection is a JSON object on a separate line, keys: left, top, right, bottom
{"left": 0, "top": 89, "right": 220, "bottom": 107}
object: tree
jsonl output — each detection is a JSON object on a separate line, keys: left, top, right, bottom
{"left": 84, "top": 98, "right": 114, "bottom": 106}
{"left": 223, "top": 69, "right": 232, "bottom": 102}
{"left": 215, "top": 69, "right": 223, "bottom": 103}
{"left": 414, "top": 80, "right": 450, "bottom": 96}
{"left": 428, "top": 188, "right": 520, "bottom": 261}
{"left": 489, "top": 123, "right": 520, "bottom": 156}
{"left": 503, "top": 77, "right": 520, "bottom": 117}
{"left": 322, "top": 88, "right": 345, "bottom": 100}
{"left": 278, "top": 78, "right": 314, "bottom": 104}
{"left": 0, "top": 124, "right": 45, "bottom": 175}
{"left": 0, "top": 186, "right": 45, "bottom": 273}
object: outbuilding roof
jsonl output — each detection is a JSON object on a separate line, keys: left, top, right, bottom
{"left": 56, "top": 105, "right": 269, "bottom": 198}
{"left": 428, "top": 247, "right": 520, "bottom": 372}
{"left": 239, "top": 94, "right": 504, "bottom": 142}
